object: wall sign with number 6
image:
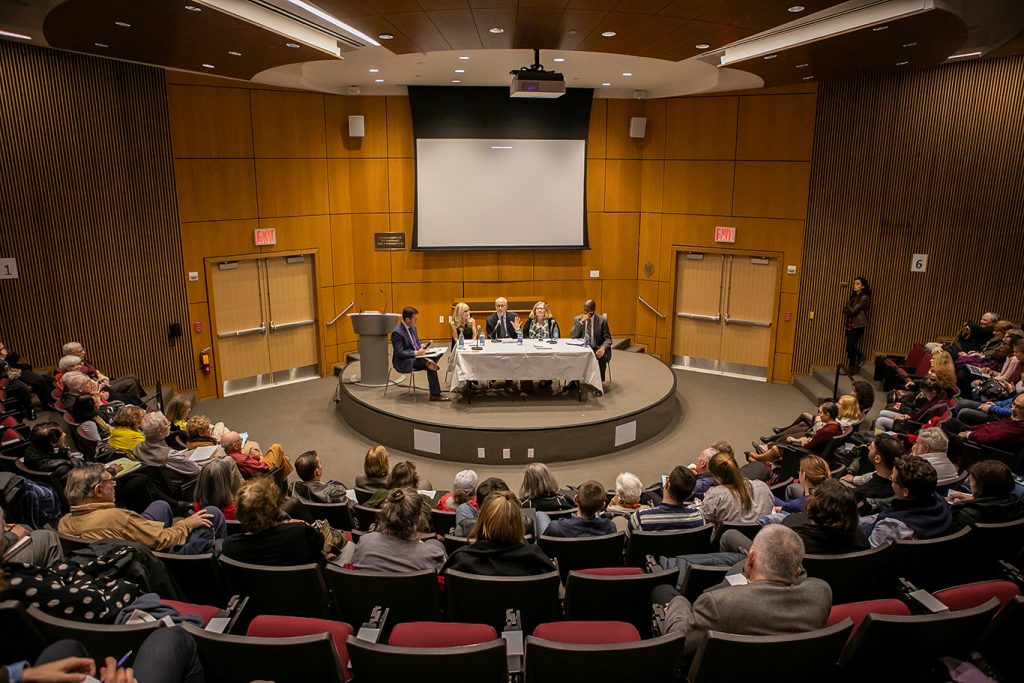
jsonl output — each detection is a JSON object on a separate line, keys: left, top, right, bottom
{"left": 911, "top": 253, "right": 928, "bottom": 273}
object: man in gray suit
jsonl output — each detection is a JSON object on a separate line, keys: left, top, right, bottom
{"left": 653, "top": 524, "right": 832, "bottom": 659}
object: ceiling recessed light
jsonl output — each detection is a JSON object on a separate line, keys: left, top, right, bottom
{"left": 948, "top": 51, "right": 982, "bottom": 60}
{"left": 227, "top": 50, "right": 242, "bottom": 56}
{"left": 601, "top": 31, "right": 616, "bottom": 37}
{"left": 764, "top": 54, "right": 777, "bottom": 60}
{"left": 93, "top": 42, "right": 109, "bottom": 48}
{"left": 553, "top": 57, "right": 565, "bottom": 62}
{"left": 568, "top": 29, "right": 578, "bottom": 35}
{"left": 455, "top": 69, "right": 465, "bottom": 73}
{"left": 452, "top": 80, "right": 461, "bottom": 83}
{"left": 0, "top": 29, "right": 31, "bottom": 40}
{"left": 114, "top": 21, "right": 131, "bottom": 28}
{"left": 458, "top": 55, "right": 470, "bottom": 60}
{"left": 378, "top": 33, "right": 394, "bottom": 40}
{"left": 795, "top": 63, "right": 808, "bottom": 68}
{"left": 872, "top": 25, "right": 888, "bottom": 31}
{"left": 601, "top": 82, "right": 611, "bottom": 86}
{"left": 802, "top": 75, "right": 814, "bottom": 80}
{"left": 488, "top": 27, "right": 504, "bottom": 34}
{"left": 622, "top": 72, "right": 633, "bottom": 77}
{"left": 374, "top": 78, "right": 384, "bottom": 83}
{"left": 202, "top": 63, "right": 215, "bottom": 69}
{"left": 285, "top": 42, "right": 300, "bottom": 48}
{"left": 695, "top": 43, "right": 710, "bottom": 49}
{"left": 185, "top": 5, "right": 201, "bottom": 12}
{"left": 368, "top": 68, "right": 379, "bottom": 73}
{"left": 896, "top": 61, "right": 909, "bottom": 66}
{"left": 902, "top": 42, "right": 917, "bottom": 48}
{"left": 788, "top": 5, "right": 805, "bottom": 12}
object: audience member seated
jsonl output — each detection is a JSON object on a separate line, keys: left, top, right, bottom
{"left": 58, "top": 464, "right": 221, "bottom": 554}
{"left": 782, "top": 480, "right": 870, "bottom": 554}
{"left": 909, "top": 427, "right": 957, "bottom": 482}
{"left": 966, "top": 337, "right": 1023, "bottom": 401}
{"left": 53, "top": 353, "right": 84, "bottom": 392}
{"left": 689, "top": 442, "right": 733, "bottom": 501}
{"left": 61, "top": 341, "right": 144, "bottom": 404}
{"left": 61, "top": 372, "right": 111, "bottom": 438}
{"left": 135, "top": 412, "right": 202, "bottom": 492}
{"left": 747, "top": 402, "right": 842, "bottom": 464}
{"left": 606, "top": 472, "right": 651, "bottom": 530}
{"left": 193, "top": 457, "right": 237, "bottom": 521}
{"left": 222, "top": 477, "right": 324, "bottom": 566}
{"left": 292, "top": 450, "right": 349, "bottom": 504}
{"left": 874, "top": 379, "right": 948, "bottom": 433}
{"left": 106, "top": 405, "right": 146, "bottom": 455}
{"left": 627, "top": 466, "right": 703, "bottom": 534}
{"left": 841, "top": 433, "right": 904, "bottom": 505}
{"left": 0, "top": 559, "right": 141, "bottom": 625}
{"left": 952, "top": 312, "right": 1000, "bottom": 353}
{"left": 945, "top": 393, "right": 1024, "bottom": 451}
{"left": 455, "top": 477, "right": 536, "bottom": 536}
{"left": 652, "top": 525, "right": 832, "bottom": 660}
{"left": 366, "top": 461, "right": 433, "bottom": 516}
{"left": 760, "top": 456, "right": 830, "bottom": 524}
{"left": 23, "top": 421, "right": 84, "bottom": 484}
{"left": 539, "top": 480, "right": 616, "bottom": 537}
{"left": 947, "top": 460, "right": 1024, "bottom": 529}
{"left": 701, "top": 454, "right": 774, "bottom": 526}
{"left": 762, "top": 395, "right": 861, "bottom": 446}
{"left": 351, "top": 488, "right": 447, "bottom": 572}
{"left": 219, "top": 431, "right": 293, "bottom": 480}
{"left": 956, "top": 388, "right": 1023, "bottom": 427}
{"left": 164, "top": 394, "right": 193, "bottom": 449}
{"left": 436, "top": 469, "right": 477, "bottom": 512}
{"left": 518, "top": 463, "right": 574, "bottom": 512}
{"left": 859, "top": 455, "right": 954, "bottom": 546}
{"left": 0, "top": 507, "right": 62, "bottom": 568}
{"left": 355, "top": 445, "right": 390, "bottom": 490}
{"left": 442, "top": 491, "right": 555, "bottom": 576}
{"left": 0, "top": 341, "right": 55, "bottom": 416}
{"left": 182, "top": 414, "right": 220, "bottom": 450}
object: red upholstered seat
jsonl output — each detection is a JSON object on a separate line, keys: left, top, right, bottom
{"left": 533, "top": 620, "right": 641, "bottom": 644}
{"left": 1, "top": 416, "right": 17, "bottom": 428}
{"left": 577, "top": 567, "right": 645, "bottom": 576}
{"left": 1, "top": 428, "right": 21, "bottom": 444}
{"left": 247, "top": 615, "right": 353, "bottom": 679}
{"left": 935, "top": 581, "right": 1020, "bottom": 612}
{"left": 388, "top": 621, "right": 498, "bottom": 647}
{"left": 161, "top": 600, "right": 221, "bottom": 627}
{"left": 827, "top": 599, "right": 910, "bottom": 639}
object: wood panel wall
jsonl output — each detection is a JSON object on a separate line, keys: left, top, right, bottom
{"left": 0, "top": 42, "right": 193, "bottom": 390}
{"left": 794, "top": 54, "right": 1024, "bottom": 374}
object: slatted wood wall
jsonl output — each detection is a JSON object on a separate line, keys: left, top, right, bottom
{"left": 0, "top": 42, "right": 193, "bottom": 390}
{"left": 793, "top": 54, "right": 1024, "bottom": 374}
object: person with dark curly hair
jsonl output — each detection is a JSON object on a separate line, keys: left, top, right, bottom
{"left": 351, "top": 487, "right": 446, "bottom": 572}
{"left": 947, "top": 460, "right": 1024, "bottom": 529}
{"left": 781, "top": 480, "right": 869, "bottom": 554}
{"left": 859, "top": 455, "right": 953, "bottom": 547}
{"left": 222, "top": 477, "right": 323, "bottom": 566}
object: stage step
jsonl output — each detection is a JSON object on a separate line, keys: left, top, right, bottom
{"left": 624, "top": 344, "right": 647, "bottom": 353}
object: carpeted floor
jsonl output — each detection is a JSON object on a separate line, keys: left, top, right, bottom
{"left": 196, "top": 369, "right": 818, "bottom": 494}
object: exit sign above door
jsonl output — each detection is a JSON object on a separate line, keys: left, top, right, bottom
{"left": 714, "top": 226, "right": 736, "bottom": 243}
{"left": 254, "top": 228, "right": 277, "bottom": 246}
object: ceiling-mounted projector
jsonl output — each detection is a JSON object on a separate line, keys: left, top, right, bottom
{"left": 510, "top": 49, "right": 565, "bottom": 98}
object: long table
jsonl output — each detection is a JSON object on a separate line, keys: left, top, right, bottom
{"left": 448, "top": 339, "right": 603, "bottom": 393}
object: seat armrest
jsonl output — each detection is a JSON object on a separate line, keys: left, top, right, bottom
{"left": 651, "top": 603, "right": 669, "bottom": 636}
{"left": 206, "top": 594, "right": 247, "bottom": 633}
{"left": 502, "top": 608, "right": 524, "bottom": 674}
{"left": 356, "top": 606, "right": 388, "bottom": 643}
{"left": 999, "top": 560, "right": 1024, "bottom": 588}
{"left": 898, "top": 578, "right": 949, "bottom": 614}
{"left": 645, "top": 554, "right": 660, "bottom": 574}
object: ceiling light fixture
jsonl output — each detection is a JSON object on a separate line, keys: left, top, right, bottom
{"left": 622, "top": 72, "right": 632, "bottom": 76}
{"left": 796, "top": 63, "right": 808, "bottom": 68}
{"left": 601, "top": 82, "right": 610, "bottom": 86}
{"left": 896, "top": 61, "right": 909, "bottom": 66}
{"left": 228, "top": 50, "right": 242, "bottom": 56}
{"left": 788, "top": 5, "right": 805, "bottom": 12}
{"left": 368, "top": 68, "right": 379, "bottom": 72}
{"left": 553, "top": 57, "right": 565, "bottom": 62}
{"left": 601, "top": 31, "right": 616, "bottom": 37}
{"left": 489, "top": 27, "right": 504, "bottom": 34}
{"left": 285, "top": 42, "right": 301, "bottom": 48}
{"left": 902, "top": 43, "right": 917, "bottom": 48}
{"left": 695, "top": 43, "right": 710, "bottom": 49}
{"left": 285, "top": 0, "right": 381, "bottom": 46}
{"left": 114, "top": 21, "right": 131, "bottom": 28}
{"left": 455, "top": 69, "right": 465, "bottom": 73}
{"left": 872, "top": 25, "right": 888, "bottom": 31}
{"left": 94, "top": 42, "right": 109, "bottom": 48}
{"left": 802, "top": 75, "right": 814, "bottom": 80}
{"left": 202, "top": 63, "right": 215, "bottom": 69}
{"left": 378, "top": 33, "right": 394, "bottom": 40}
{"left": 948, "top": 51, "right": 981, "bottom": 60}
{"left": 568, "top": 29, "right": 578, "bottom": 35}
{"left": 458, "top": 56, "right": 470, "bottom": 60}
{"left": 374, "top": 78, "right": 384, "bottom": 83}
{"left": 452, "top": 80, "right": 461, "bottom": 83}
{"left": 185, "top": 5, "right": 201, "bottom": 12}
{"left": 0, "top": 29, "right": 32, "bottom": 40}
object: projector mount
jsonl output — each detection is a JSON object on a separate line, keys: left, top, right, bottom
{"left": 510, "top": 48, "right": 560, "bottom": 79}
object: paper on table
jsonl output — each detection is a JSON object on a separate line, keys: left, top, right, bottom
{"left": 189, "top": 445, "right": 218, "bottom": 463}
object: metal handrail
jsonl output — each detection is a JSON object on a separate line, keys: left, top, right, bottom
{"left": 326, "top": 301, "right": 355, "bottom": 328}
{"left": 637, "top": 296, "right": 667, "bottom": 320}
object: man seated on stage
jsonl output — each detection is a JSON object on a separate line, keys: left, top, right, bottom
{"left": 392, "top": 306, "right": 450, "bottom": 402}
{"left": 570, "top": 299, "right": 612, "bottom": 382}
{"left": 486, "top": 297, "right": 520, "bottom": 339}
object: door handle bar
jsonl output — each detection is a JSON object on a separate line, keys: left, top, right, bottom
{"left": 270, "top": 319, "right": 315, "bottom": 333}
{"left": 218, "top": 324, "right": 266, "bottom": 339}
{"left": 725, "top": 315, "right": 771, "bottom": 327}
{"left": 677, "top": 312, "right": 721, "bottom": 322}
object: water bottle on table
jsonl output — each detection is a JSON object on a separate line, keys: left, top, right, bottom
{"left": 517, "top": 329, "right": 523, "bottom": 345}
{"left": 478, "top": 332, "right": 485, "bottom": 348}
{"left": 458, "top": 329, "right": 464, "bottom": 349}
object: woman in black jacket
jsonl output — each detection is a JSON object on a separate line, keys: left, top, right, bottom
{"left": 948, "top": 460, "right": 1024, "bottom": 529}
{"left": 782, "top": 479, "right": 869, "bottom": 555}
{"left": 843, "top": 276, "right": 871, "bottom": 373}
{"left": 23, "top": 421, "right": 83, "bottom": 484}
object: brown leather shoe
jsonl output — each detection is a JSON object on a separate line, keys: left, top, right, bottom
{"left": 429, "top": 394, "right": 451, "bottom": 402}
{"left": 425, "top": 359, "right": 440, "bottom": 372}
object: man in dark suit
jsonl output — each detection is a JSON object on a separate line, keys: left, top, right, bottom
{"left": 391, "top": 306, "right": 449, "bottom": 402}
{"left": 570, "top": 299, "right": 612, "bottom": 381}
{"left": 485, "top": 297, "right": 519, "bottom": 339}
{"left": 652, "top": 524, "right": 832, "bottom": 660}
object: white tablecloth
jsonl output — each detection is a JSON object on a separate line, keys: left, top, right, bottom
{"left": 448, "top": 340, "right": 603, "bottom": 392}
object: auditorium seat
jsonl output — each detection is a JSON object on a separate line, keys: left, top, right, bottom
{"left": 975, "top": 595, "right": 1024, "bottom": 679}
{"left": 57, "top": 532, "right": 93, "bottom": 555}
{"left": 223, "top": 519, "right": 245, "bottom": 536}
{"left": 155, "top": 552, "right": 231, "bottom": 607}
{"left": 14, "top": 459, "right": 66, "bottom": 509}
{"left": 971, "top": 517, "right": 1024, "bottom": 564}
{"left": 161, "top": 599, "right": 221, "bottom": 626}
{"left": 27, "top": 604, "right": 161, "bottom": 666}
{"left": 352, "top": 503, "right": 380, "bottom": 532}
{"left": 624, "top": 524, "right": 715, "bottom": 566}
{"left": 543, "top": 508, "right": 577, "bottom": 520}
{"left": 803, "top": 543, "right": 896, "bottom": 603}
{"left": 564, "top": 566, "right": 679, "bottom": 638}
{"left": 445, "top": 569, "right": 560, "bottom": 636}
{"left": 353, "top": 486, "right": 375, "bottom": 504}
{"left": 346, "top": 633, "right": 507, "bottom": 682}
{"left": 889, "top": 527, "right": 974, "bottom": 591}
{"left": 679, "top": 564, "right": 730, "bottom": 602}
{"left": 182, "top": 619, "right": 349, "bottom": 683}
{"left": 837, "top": 598, "right": 1001, "bottom": 678}
{"left": 716, "top": 521, "right": 761, "bottom": 542}
{"left": 687, "top": 619, "right": 853, "bottom": 683}
{"left": 387, "top": 621, "right": 497, "bottom": 647}
{"left": 525, "top": 628, "right": 684, "bottom": 683}
{"left": 826, "top": 599, "right": 910, "bottom": 642}
{"left": 537, "top": 531, "right": 625, "bottom": 581}
{"left": 325, "top": 566, "right": 441, "bottom": 638}
{"left": 443, "top": 533, "right": 469, "bottom": 554}
{"left": 0, "top": 600, "right": 49, "bottom": 664}
{"left": 286, "top": 498, "right": 355, "bottom": 531}
{"left": 217, "top": 556, "right": 332, "bottom": 627}
{"left": 933, "top": 580, "right": 1020, "bottom": 612}
{"left": 430, "top": 508, "right": 457, "bottom": 534}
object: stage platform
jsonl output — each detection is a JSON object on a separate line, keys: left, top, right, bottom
{"left": 335, "top": 351, "right": 678, "bottom": 464}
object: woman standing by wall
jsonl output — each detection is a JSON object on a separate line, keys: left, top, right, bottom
{"left": 843, "top": 277, "right": 871, "bottom": 373}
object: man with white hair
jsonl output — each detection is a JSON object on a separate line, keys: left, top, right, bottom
{"left": 911, "top": 427, "right": 957, "bottom": 482}
{"left": 135, "top": 411, "right": 202, "bottom": 491}
{"left": 485, "top": 297, "right": 520, "bottom": 340}
{"left": 61, "top": 341, "right": 144, "bottom": 403}
{"left": 653, "top": 524, "right": 832, "bottom": 659}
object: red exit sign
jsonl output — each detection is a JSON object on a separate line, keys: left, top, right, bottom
{"left": 714, "top": 226, "right": 736, "bottom": 243}
{"left": 254, "top": 228, "right": 277, "bottom": 246}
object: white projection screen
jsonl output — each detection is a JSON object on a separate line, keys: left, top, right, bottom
{"left": 415, "top": 138, "right": 586, "bottom": 249}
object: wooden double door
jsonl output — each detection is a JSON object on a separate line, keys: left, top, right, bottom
{"left": 208, "top": 254, "right": 320, "bottom": 396}
{"left": 672, "top": 251, "right": 779, "bottom": 380}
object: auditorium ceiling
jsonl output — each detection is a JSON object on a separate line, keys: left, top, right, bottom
{"left": 0, "top": 0, "right": 1022, "bottom": 97}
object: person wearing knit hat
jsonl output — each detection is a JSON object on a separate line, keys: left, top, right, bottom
{"left": 437, "top": 469, "right": 479, "bottom": 512}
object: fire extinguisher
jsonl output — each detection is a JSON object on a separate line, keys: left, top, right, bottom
{"left": 199, "top": 347, "right": 212, "bottom": 375}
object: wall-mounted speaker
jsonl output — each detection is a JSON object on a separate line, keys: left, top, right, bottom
{"left": 348, "top": 115, "right": 365, "bottom": 138}
{"left": 629, "top": 117, "right": 647, "bottom": 139}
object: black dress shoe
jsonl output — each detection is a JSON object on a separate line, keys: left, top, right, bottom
{"left": 772, "top": 426, "right": 784, "bottom": 434}
{"left": 760, "top": 436, "right": 772, "bottom": 444}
